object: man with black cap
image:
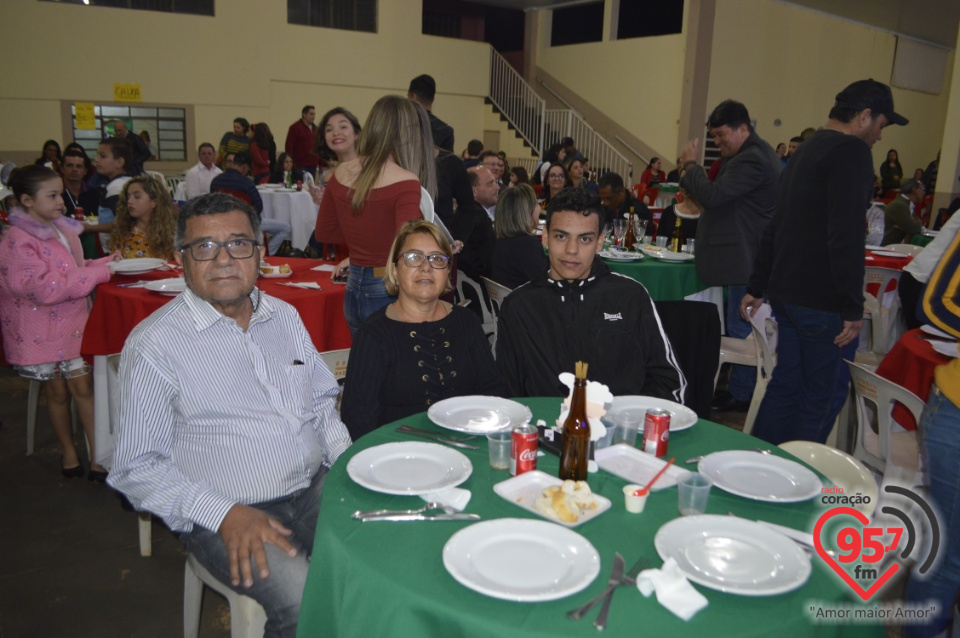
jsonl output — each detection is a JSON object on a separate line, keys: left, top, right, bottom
{"left": 741, "top": 79, "right": 909, "bottom": 445}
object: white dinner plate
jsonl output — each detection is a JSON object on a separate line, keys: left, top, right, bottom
{"left": 346, "top": 441, "right": 472, "bottom": 495}
{"left": 492, "top": 471, "right": 611, "bottom": 528}
{"left": 144, "top": 278, "right": 186, "bottom": 295}
{"left": 930, "top": 340, "right": 959, "bottom": 358}
{"left": 869, "top": 250, "right": 910, "bottom": 259}
{"left": 655, "top": 515, "right": 811, "bottom": 596}
{"left": 920, "top": 324, "right": 956, "bottom": 340}
{"left": 640, "top": 248, "right": 694, "bottom": 262}
{"left": 607, "top": 396, "right": 697, "bottom": 432}
{"left": 599, "top": 251, "right": 644, "bottom": 262}
{"left": 443, "top": 518, "right": 600, "bottom": 602}
{"left": 427, "top": 396, "right": 533, "bottom": 434}
{"left": 698, "top": 450, "right": 822, "bottom": 502}
{"left": 675, "top": 209, "right": 701, "bottom": 220}
{"left": 865, "top": 244, "right": 885, "bottom": 251}
{"left": 595, "top": 444, "right": 689, "bottom": 490}
{"left": 112, "top": 258, "right": 165, "bottom": 274}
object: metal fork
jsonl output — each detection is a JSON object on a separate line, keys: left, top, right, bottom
{"left": 567, "top": 555, "right": 647, "bottom": 622}
{"left": 397, "top": 425, "right": 478, "bottom": 441}
{"left": 594, "top": 556, "right": 650, "bottom": 630}
{"left": 395, "top": 426, "right": 480, "bottom": 449}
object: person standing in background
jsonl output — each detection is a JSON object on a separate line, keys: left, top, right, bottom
{"left": 285, "top": 106, "right": 319, "bottom": 176}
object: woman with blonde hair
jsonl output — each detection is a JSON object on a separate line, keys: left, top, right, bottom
{"left": 492, "top": 183, "right": 547, "bottom": 289}
{"left": 108, "top": 175, "right": 176, "bottom": 260}
{"left": 340, "top": 220, "right": 505, "bottom": 440}
{"left": 315, "top": 95, "right": 437, "bottom": 334}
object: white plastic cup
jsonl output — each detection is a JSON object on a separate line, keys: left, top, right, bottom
{"left": 655, "top": 236, "right": 668, "bottom": 248}
{"left": 486, "top": 430, "right": 512, "bottom": 470}
{"left": 623, "top": 484, "right": 648, "bottom": 513}
{"left": 684, "top": 239, "right": 695, "bottom": 254}
{"left": 677, "top": 473, "right": 712, "bottom": 515}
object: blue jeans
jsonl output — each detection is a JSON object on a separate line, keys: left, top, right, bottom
{"left": 751, "top": 301, "right": 857, "bottom": 445}
{"left": 181, "top": 468, "right": 327, "bottom": 638}
{"left": 904, "top": 388, "right": 960, "bottom": 638}
{"left": 344, "top": 265, "right": 395, "bottom": 335}
{"left": 260, "top": 217, "right": 292, "bottom": 255}
{"left": 726, "top": 284, "right": 757, "bottom": 402}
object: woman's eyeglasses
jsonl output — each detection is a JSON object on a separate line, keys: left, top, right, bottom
{"left": 399, "top": 251, "right": 450, "bottom": 269}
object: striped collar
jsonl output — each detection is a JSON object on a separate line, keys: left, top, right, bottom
{"left": 182, "top": 286, "right": 275, "bottom": 332}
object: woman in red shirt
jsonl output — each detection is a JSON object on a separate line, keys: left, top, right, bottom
{"left": 640, "top": 157, "right": 666, "bottom": 188}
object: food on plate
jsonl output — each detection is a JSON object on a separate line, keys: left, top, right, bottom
{"left": 279, "top": 263, "right": 291, "bottom": 274}
{"left": 260, "top": 263, "right": 276, "bottom": 274}
{"left": 534, "top": 480, "right": 598, "bottom": 523}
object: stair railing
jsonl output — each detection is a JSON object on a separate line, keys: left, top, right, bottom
{"left": 489, "top": 49, "right": 545, "bottom": 156}
{"left": 544, "top": 109, "right": 633, "bottom": 183}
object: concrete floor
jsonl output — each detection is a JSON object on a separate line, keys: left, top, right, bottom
{"left": 0, "top": 368, "right": 231, "bottom": 638}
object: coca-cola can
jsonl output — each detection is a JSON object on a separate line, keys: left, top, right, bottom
{"left": 73, "top": 206, "right": 85, "bottom": 222}
{"left": 296, "top": 180, "right": 303, "bottom": 191}
{"left": 642, "top": 408, "right": 670, "bottom": 457}
{"left": 510, "top": 422, "right": 538, "bottom": 476}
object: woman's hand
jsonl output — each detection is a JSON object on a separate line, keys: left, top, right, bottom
{"left": 451, "top": 240, "right": 464, "bottom": 255}
{"left": 332, "top": 257, "right": 349, "bottom": 282}
{"left": 308, "top": 183, "right": 325, "bottom": 207}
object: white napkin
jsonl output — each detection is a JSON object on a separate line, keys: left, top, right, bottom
{"left": 311, "top": 264, "right": 336, "bottom": 272}
{"left": 420, "top": 487, "right": 471, "bottom": 511}
{"left": 281, "top": 281, "right": 323, "bottom": 290}
{"left": 636, "top": 558, "right": 709, "bottom": 621}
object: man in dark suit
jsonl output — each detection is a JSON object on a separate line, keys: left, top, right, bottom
{"left": 678, "top": 100, "right": 781, "bottom": 412}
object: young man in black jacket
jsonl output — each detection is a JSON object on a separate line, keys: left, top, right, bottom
{"left": 495, "top": 188, "right": 686, "bottom": 399}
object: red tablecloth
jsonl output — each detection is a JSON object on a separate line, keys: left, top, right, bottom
{"left": 875, "top": 328, "right": 951, "bottom": 430}
{"left": 81, "top": 257, "right": 350, "bottom": 356}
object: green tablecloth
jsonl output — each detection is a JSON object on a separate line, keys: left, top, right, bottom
{"left": 298, "top": 398, "right": 882, "bottom": 638}
{"left": 603, "top": 257, "right": 709, "bottom": 301}
{"left": 910, "top": 234, "right": 935, "bottom": 247}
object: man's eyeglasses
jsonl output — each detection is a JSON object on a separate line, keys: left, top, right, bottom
{"left": 399, "top": 251, "right": 450, "bottom": 269}
{"left": 180, "top": 238, "right": 260, "bottom": 261}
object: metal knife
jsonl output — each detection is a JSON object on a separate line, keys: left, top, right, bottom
{"left": 357, "top": 513, "right": 480, "bottom": 522}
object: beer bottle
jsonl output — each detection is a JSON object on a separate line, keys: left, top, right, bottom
{"left": 559, "top": 361, "right": 591, "bottom": 481}
{"left": 624, "top": 207, "right": 637, "bottom": 250}
{"left": 670, "top": 216, "right": 684, "bottom": 253}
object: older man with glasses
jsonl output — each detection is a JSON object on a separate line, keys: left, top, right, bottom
{"left": 108, "top": 193, "right": 350, "bottom": 638}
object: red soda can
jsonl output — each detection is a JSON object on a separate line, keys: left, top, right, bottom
{"left": 73, "top": 206, "right": 85, "bottom": 222}
{"left": 296, "top": 180, "right": 303, "bottom": 191}
{"left": 510, "top": 422, "right": 538, "bottom": 475}
{"left": 642, "top": 408, "right": 670, "bottom": 457}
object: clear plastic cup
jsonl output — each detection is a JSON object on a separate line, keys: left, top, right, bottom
{"left": 613, "top": 414, "right": 641, "bottom": 447}
{"left": 655, "top": 236, "right": 668, "bottom": 248}
{"left": 684, "top": 239, "right": 696, "bottom": 254}
{"left": 486, "top": 430, "right": 512, "bottom": 470}
{"left": 677, "top": 473, "right": 712, "bottom": 515}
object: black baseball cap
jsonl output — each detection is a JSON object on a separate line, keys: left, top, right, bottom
{"left": 834, "top": 79, "right": 909, "bottom": 126}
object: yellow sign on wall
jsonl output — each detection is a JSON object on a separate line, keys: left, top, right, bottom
{"left": 113, "top": 83, "right": 142, "bottom": 103}
{"left": 75, "top": 103, "right": 96, "bottom": 130}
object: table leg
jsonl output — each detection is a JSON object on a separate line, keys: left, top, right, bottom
{"left": 92, "top": 355, "right": 114, "bottom": 470}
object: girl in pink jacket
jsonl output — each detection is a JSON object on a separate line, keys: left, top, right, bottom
{"left": 0, "top": 165, "right": 115, "bottom": 480}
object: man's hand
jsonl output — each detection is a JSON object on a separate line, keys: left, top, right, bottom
{"left": 681, "top": 139, "right": 701, "bottom": 164}
{"left": 740, "top": 293, "right": 763, "bottom": 322}
{"left": 218, "top": 504, "right": 296, "bottom": 588}
{"left": 835, "top": 320, "right": 862, "bottom": 348}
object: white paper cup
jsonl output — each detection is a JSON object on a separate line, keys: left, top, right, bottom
{"left": 623, "top": 484, "right": 648, "bottom": 513}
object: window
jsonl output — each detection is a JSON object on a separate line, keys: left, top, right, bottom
{"left": 288, "top": 0, "right": 377, "bottom": 33}
{"left": 617, "top": 1, "right": 683, "bottom": 39}
{"left": 39, "top": 0, "right": 213, "bottom": 16}
{"left": 551, "top": 2, "right": 603, "bottom": 46}
{"left": 71, "top": 104, "right": 187, "bottom": 161}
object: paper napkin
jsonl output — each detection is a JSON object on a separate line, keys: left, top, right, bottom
{"left": 420, "top": 487, "right": 471, "bottom": 512}
{"left": 636, "top": 558, "right": 709, "bottom": 621}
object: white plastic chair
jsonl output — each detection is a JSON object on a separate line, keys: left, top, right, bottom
{"left": 858, "top": 267, "right": 903, "bottom": 365}
{"left": 184, "top": 554, "right": 267, "bottom": 638}
{"left": 883, "top": 243, "right": 923, "bottom": 256}
{"left": 778, "top": 440, "right": 878, "bottom": 516}
{"left": 742, "top": 303, "right": 777, "bottom": 435}
{"left": 454, "top": 271, "right": 497, "bottom": 340}
{"left": 844, "top": 360, "right": 922, "bottom": 481}
{"left": 318, "top": 348, "right": 349, "bottom": 383}
{"left": 480, "top": 277, "right": 513, "bottom": 352}
{"left": 26, "top": 380, "right": 79, "bottom": 455}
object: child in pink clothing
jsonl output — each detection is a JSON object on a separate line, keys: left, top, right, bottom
{"left": 0, "top": 165, "right": 116, "bottom": 480}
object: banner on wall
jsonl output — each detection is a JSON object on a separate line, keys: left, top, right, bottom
{"left": 113, "top": 83, "right": 142, "bottom": 103}
{"left": 74, "top": 103, "right": 96, "bottom": 130}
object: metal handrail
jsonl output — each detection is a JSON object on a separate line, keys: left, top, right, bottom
{"left": 488, "top": 49, "right": 545, "bottom": 155}
{"left": 544, "top": 109, "right": 633, "bottom": 183}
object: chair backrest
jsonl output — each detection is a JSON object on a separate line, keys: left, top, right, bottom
{"left": 778, "top": 440, "right": 878, "bottom": 515}
{"left": 319, "top": 348, "right": 349, "bottom": 383}
{"left": 480, "top": 277, "right": 513, "bottom": 353}
{"left": 863, "top": 266, "right": 903, "bottom": 355}
{"left": 652, "top": 300, "right": 721, "bottom": 419}
{"left": 844, "top": 359, "right": 924, "bottom": 477}
{"left": 454, "top": 271, "right": 497, "bottom": 339}
{"left": 748, "top": 303, "right": 777, "bottom": 380}
{"left": 864, "top": 266, "right": 901, "bottom": 299}
{"left": 883, "top": 243, "right": 923, "bottom": 256}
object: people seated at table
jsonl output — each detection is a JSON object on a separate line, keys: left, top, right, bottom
{"left": 314, "top": 95, "right": 436, "bottom": 335}
{"left": 341, "top": 220, "right": 505, "bottom": 440}
{"left": 540, "top": 163, "right": 567, "bottom": 207}
{"left": 108, "top": 193, "right": 350, "bottom": 637}
{"left": 108, "top": 175, "right": 176, "bottom": 260}
{"left": 450, "top": 166, "right": 497, "bottom": 286}
{"left": 657, "top": 188, "right": 701, "bottom": 243}
{"left": 495, "top": 187, "right": 686, "bottom": 399}
{"left": 904, "top": 227, "right": 960, "bottom": 638}
{"left": 479, "top": 150, "right": 506, "bottom": 188}
{"left": 491, "top": 183, "right": 546, "bottom": 289}
{"left": 879, "top": 148, "right": 903, "bottom": 193}
{"left": 268, "top": 153, "right": 305, "bottom": 186}
{"left": 35, "top": 139, "right": 62, "bottom": 173}
{"left": 183, "top": 143, "right": 222, "bottom": 200}
{"left": 881, "top": 178, "right": 925, "bottom": 245}
{"left": 639, "top": 157, "right": 666, "bottom": 189}
{"left": 508, "top": 166, "right": 529, "bottom": 188}
{"left": 217, "top": 117, "right": 251, "bottom": 168}
{"left": 0, "top": 165, "right": 116, "bottom": 481}
{"left": 212, "top": 152, "right": 292, "bottom": 256}
{"left": 597, "top": 171, "right": 652, "bottom": 229}
{"left": 249, "top": 122, "right": 276, "bottom": 185}
{"left": 564, "top": 157, "right": 598, "bottom": 193}
{"left": 899, "top": 209, "right": 960, "bottom": 330}
{"left": 84, "top": 137, "right": 134, "bottom": 248}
